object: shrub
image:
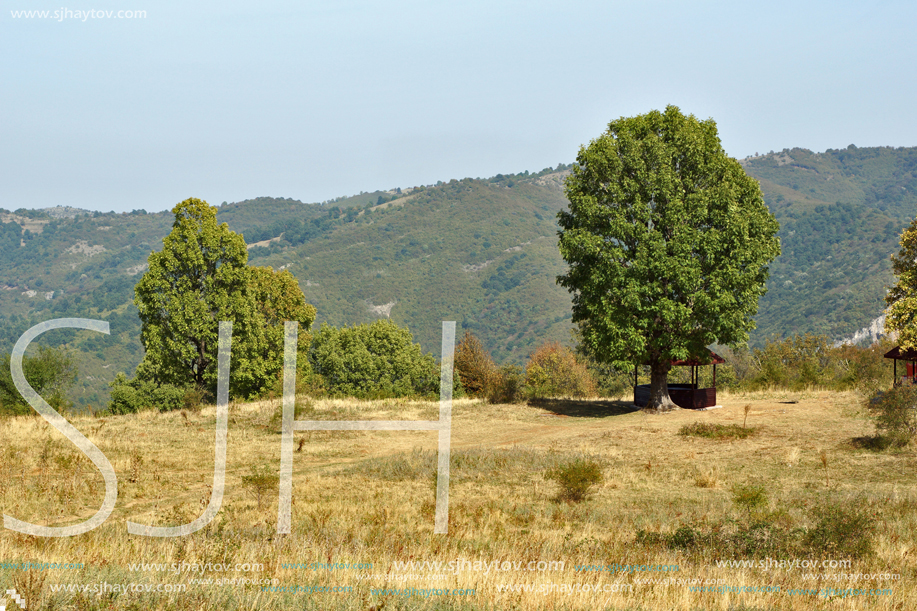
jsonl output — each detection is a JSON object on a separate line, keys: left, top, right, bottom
{"left": 866, "top": 385, "right": 917, "bottom": 448}
{"left": 731, "top": 483, "right": 768, "bottom": 515}
{"left": 637, "top": 498, "right": 877, "bottom": 560}
{"left": 832, "top": 339, "right": 895, "bottom": 394}
{"left": 182, "top": 386, "right": 208, "bottom": 412}
{"left": 309, "top": 320, "right": 460, "bottom": 399}
{"left": 803, "top": 501, "right": 876, "bottom": 558}
{"left": 525, "top": 342, "right": 596, "bottom": 399}
{"left": 241, "top": 464, "right": 279, "bottom": 510}
{"left": 749, "top": 333, "right": 832, "bottom": 390}
{"left": 545, "top": 458, "right": 603, "bottom": 502}
{"left": 108, "top": 374, "right": 149, "bottom": 414}
{"left": 679, "top": 422, "right": 756, "bottom": 440}
{"left": 108, "top": 374, "right": 193, "bottom": 414}
{"left": 486, "top": 364, "right": 525, "bottom": 404}
{"left": 454, "top": 331, "right": 497, "bottom": 397}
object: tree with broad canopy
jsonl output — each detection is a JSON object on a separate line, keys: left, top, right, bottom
{"left": 557, "top": 106, "right": 780, "bottom": 411}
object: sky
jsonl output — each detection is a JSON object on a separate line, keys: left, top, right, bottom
{"left": 2, "top": 0, "right": 916, "bottom": 213}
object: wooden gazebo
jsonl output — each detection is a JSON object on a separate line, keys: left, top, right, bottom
{"left": 884, "top": 346, "right": 917, "bottom": 386}
{"left": 633, "top": 351, "right": 726, "bottom": 409}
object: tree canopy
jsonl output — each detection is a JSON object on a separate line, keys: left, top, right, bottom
{"left": 557, "top": 106, "right": 780, "bottom": 411}
{"left": 884, "top": 217, "right": 917, "bottom": 348}
{"left": 134, "top": 198, "right": 315, "bottom": 399}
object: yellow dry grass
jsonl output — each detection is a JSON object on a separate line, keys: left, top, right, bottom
{"left": 0, "top": 390, "right": 914, "bottom": 610}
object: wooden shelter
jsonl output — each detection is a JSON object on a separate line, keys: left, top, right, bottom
{"left": 633, "top": 351, "right": 726, "bottom": 409}
{"left": 884, "top": 346, "right": 917, "bottom": 386}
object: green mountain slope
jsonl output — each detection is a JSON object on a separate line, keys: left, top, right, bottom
{"left": 742, "top": 146, "right": 917, "bottom": 340}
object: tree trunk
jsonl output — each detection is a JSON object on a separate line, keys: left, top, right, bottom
{"left": 647, "top": 359, "right": 677, "bottom": 412}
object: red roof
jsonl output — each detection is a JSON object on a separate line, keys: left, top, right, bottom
{"left": 884, "top": 346, "right": 917, "bottom": 361}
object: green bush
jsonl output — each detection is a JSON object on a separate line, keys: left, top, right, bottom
{"left": 309, "top": 320, "right": 460, "bottom": 399}
{"left": 833, "top": 340, "right": 895, "bottom": 394}
{"left": 182, "top": 386, "right": 208, "bottom": 412}
{"left": 637, "top": 498, "right": 877, "bottom": 560}
{"left": 108, "top": 373, "right": 194, "bottom": 414}
{"left": 749, "top": 333, "right": 832, "bottom": 390}
{"left": 545, "top": 458, "right": 603, "bottom": 502}
{"left": 867, "top": 386, "right": 917, "bottom": 448}
{"left": 731, "top": 483, "right": 768, "bottom": 515}
{"left": 153, "top": 384, "right": 185, "bottom": 412}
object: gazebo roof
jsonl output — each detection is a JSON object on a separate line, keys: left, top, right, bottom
{"left": 884, "top": 346, "right": 917, "bottom": 361}
{"left": 643, "top": 350, "right": 726, "bottom": 367}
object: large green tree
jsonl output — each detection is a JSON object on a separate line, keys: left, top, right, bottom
{"left": 885, "top": 218, "right": 917, "bottom": 348}
{"left": 557, "top": 106, "right": 780, "bottom": 411}
{"left": 134, "top": 198, "right": 315, "bottom": 399}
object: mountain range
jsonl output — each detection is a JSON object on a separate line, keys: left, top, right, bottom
{"left": 1, "top": 144, "right": 915, "bottom": 408}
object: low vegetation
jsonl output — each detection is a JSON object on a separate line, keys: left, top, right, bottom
{"left": 0, "top": 390, "right": 912, "bottom": 611}
{"left": 545, "top": 457, "right": 604, "bottom": 502}
{"left": 678, "top": 422, "right": 757, "bottom": 440}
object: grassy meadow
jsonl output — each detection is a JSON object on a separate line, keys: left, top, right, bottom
{"left": 0, "top": 390, "right": 914, "bottom": 610}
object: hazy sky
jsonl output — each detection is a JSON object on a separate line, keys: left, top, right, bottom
{"left": 3, "top": 0, "right": 915, "bottom": 213}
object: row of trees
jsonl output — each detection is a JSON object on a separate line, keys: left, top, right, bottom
{"left": 452, "top": 328, "right": 900, "bottom": 405}
{"left": 109, "top": 198, "right": 457, "bottom": 413}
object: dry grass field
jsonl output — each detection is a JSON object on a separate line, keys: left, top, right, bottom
{"left": 0, "top": 390, "right": 915, "bottom": 610}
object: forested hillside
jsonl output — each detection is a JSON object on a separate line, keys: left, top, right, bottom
{"left": 0, "top": 146, "right": 915, "bottom": 408}
{"left": 744, "top": 145, "right": 917, "bottom": 340}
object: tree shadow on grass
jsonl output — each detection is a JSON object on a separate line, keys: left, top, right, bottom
{"left": 527, "top": 397, "right": 640, "bottom": 418}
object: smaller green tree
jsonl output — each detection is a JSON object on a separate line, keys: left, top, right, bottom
{"left": 0, "top": 346, "right": 77, "bottom": 416}
{"left": 885, "top": 217, "right": 917, "bottom": 348}
{"left": 247, "top": 265, "right": 317, "bottom": 390}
